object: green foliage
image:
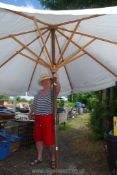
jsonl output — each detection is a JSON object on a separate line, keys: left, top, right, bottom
{"left": 109, "top": 99, "right": 117, "bottom": 116}
{"left": 67, "top": 93, "right": 79, "bottom": 103}
{"left": 90, "top": 101, "right": 112, "bottom": 139}
{"left": 0, "top": 95, "right": 33, "bottom": 106}
{"left": 67, "top": 92, "right": 96, "bottom": 110}
{"left": 40, "top": 0, "right": 117, "bottom": 10}
{"left": 90, "top": 87, "right": 117, "bottom": 140}
{"left": 0, "top": 96, "right": 10, "bottom": 100}
{"left": 15, "top": 97, "right": 29, "bottom": 102}
{"left": 87, "top": 96, "right": 97, "bottom": 110}
{"left": 64, "top": 101, "right": 74, "bottom": 108}
{"left": 57, "top": 99, "right": 65, "bottom": 107}
{"left": 28, "top": 99, "right": 33, "bottom": 105}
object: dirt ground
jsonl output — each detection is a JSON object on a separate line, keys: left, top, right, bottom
{"left": 0, "top": 114, "right": 110, "bottom": 175}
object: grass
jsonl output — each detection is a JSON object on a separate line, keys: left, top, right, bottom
{"left": 58, "top": 112, "right": 106, "bottom": 156}
{"left": 58, "top": 113, "right": 109, "bottom": 175}
{"left": 58, "top": 113, "right": 90, "bottom": 131}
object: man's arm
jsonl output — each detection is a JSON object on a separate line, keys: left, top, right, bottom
{"left": 28, "top": 98, "right": 35, "bottom": 119}
{"left": 51, "top": 74, "right": 61, "bottom": 97}
{"left": 56, "top": 79, "right": 61, "bottom": 97}
{"left": 52, "top": 72, "right": 61, "bottom": 97}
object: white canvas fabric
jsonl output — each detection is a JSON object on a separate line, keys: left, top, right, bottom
{"left": 0, "top": 2, "right": 117, "bottom": 96}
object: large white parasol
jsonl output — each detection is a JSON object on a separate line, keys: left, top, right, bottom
{"left": 0, "top": 2, "right": 117, "bottom": 169}
{"left": 0, "top": 3, "right": 117, "bottom": 97}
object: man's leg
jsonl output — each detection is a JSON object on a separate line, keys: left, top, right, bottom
{"left": 50, "top": 144, "right": 56, "bottom": 161}
{"left": 49, "top": 144, "right": 57, "bottom": 169}
{"left": 36, "top": 141, "right": 43, "bottom": 161}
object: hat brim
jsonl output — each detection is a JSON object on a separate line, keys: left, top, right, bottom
{"left": 39, "top": 77, "right": 52, "bottom": 84}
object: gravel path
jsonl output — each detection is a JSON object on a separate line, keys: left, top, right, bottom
{"left": 0, "top": 114, "right": 111, "bottom": 175}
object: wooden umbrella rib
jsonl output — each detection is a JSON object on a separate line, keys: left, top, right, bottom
{"left": 56, "top": 14, "right": 104, "bottom": 26}
{"left": 0, "top": 36, "right": 39, "bottom": 69}
{"left": 27, "top": 32, "right": 51, "bottom": 91}
{"left": 66, "top": 53, "right": 85, "bottom": 65}
{"left": 0, "top": 29, "right": 48, "bottom": 42}
{"left": 0, "top": 27, "right": 48, "bottom": 41}
{"left": 11, "top": 29, "right": 37, "bottom": 37}
{"left": 19, "top": 52, "right": 38, "bottom": 63}
{"left": 0, "top": 30, "right": 48, "bottom": 69}
{"left": 38, "top": 32, "right": 51, "bottom": 57}
{"left": 57, "top": 27, "right": 117, "bottom": 45}
{"left": 55, "top": 34, "right": 73, "bottom": 89}
{"left": 57, "top": 21, "right": 81, "bottom": 65}
{"left": 77, "top": 43, "right": 117, "bottom": 78}
{"left": 7, "top": 8, "right": 103, "bottom": 27}
{"left": 58, "top": 53, "right": 85, "bottom": 68}
{"left": 58, "top": 38, "right": 96, "bottom": 68}
{"left": 0, "top": 29, "right": 36, "bottom": 40}
{"left": 57, "top": 29, "right": 82, "bottom": 55}
{"left": 0, "top": 50, "right": 20, "bottom": 69}
{"left": 11, "top": 35, "right": 50, "bottom": 67}
{"left": 57, "top": 29, "right": 117, "bottom": 78}
{"left": 7, "top": 9, "right": 50, "bottom": 26}
{"left": 19, "top": 52, "right": 50, "bottom": 68}
{"left": 33, "top": 18, "right": 52, "bottom": 65}
{"left": 27, "top": 64, "right": 37, "bottom": 91}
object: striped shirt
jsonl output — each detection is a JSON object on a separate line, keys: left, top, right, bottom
{"left": 31, "top": 89, "right": 53, "bottom": 115}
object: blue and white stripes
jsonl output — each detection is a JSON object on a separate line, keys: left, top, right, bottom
{"left": 31, "top": 89, "right": 53, "bottom": 115}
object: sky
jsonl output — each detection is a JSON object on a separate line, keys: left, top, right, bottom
{"left": 0, "top": 0, "right": 43, "bottom": 9}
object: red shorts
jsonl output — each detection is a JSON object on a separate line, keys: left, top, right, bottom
{"left": 33, "top": 114, "right": 55, "bottom": 147}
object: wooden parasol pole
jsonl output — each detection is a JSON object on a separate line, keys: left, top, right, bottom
{"left": 51, "top": 28, "right": 59, "bottom": 172}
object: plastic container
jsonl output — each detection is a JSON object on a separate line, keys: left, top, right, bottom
{"left": 0, "top": 129, "right": 22, "bottom": 142}
{"left": 0, "top": 141, "right": 10, "bottom": 160}
{"left": 0, "top": 136, "right": 5, "bottom": 141}
{"left": 0, "top": 130, "right": 22, "bottom": 153}
{"left": 104, "top": 131, "right": 117, "bottom": 174}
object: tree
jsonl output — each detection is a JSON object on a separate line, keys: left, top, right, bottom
{"left": 0, "top": 96, "right": 10, "bottom": 100}
{"left": 15, "top": 97, "right": 29, "bottom": 103}
{"left": 67, "top": 92, "right": 96, "bottom": 109}
{"left": 40, "top": 0, "right": 117, "bottom": 10}
{"left": 57, "top": 99, "right": 64, "bottom": 107}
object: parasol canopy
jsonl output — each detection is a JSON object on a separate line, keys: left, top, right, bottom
{"left": 0, "top": 2, "right": 117, "bottom": 96}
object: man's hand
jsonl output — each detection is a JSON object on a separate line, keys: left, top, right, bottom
{"left": 28, "top": 111, "right": 34, "bottom": 120}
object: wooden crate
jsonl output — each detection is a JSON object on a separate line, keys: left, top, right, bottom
{"left": 0, "top": 114, "right": 15, "bottom": 121}
{"left": 10, "top": 141, "right": 21, "bottom": 153}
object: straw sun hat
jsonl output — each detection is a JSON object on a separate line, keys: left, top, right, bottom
{"left": 38, "top": 74, "right": 52, "bottom": 84}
